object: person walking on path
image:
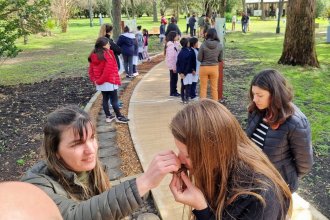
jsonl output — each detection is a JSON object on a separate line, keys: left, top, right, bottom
{"left": 21, "top": 105, "right": 181, "bottom": 220}
{"left": 197, "top": 28, "right": 223, "bottom": 101}
{"left": 231, "top": 14, "right": 237, "bottom": 31}
{"left": 197, "top": 14, "right": 205, "bottom": 38}
{"left": 142, "top": 29, "right": 150, "bottom": 61}
{"left": 136, "top": 26, "right": 144, "bottom": 61}
{"left": 88, "top": 37, "right": 129, "bottom": 123}
{"left": 203, "top": 17, "right": 211, "bottom": 38}
{"left": 165, "top": 31, "right": 181, "bottom": 97}
{"left": 188, "top": 14, "right": 197, "bottom": 37}
{"left": 169, "top": 99, "right": 292, "bottom": 220}
{"left": 189, "top": 37, "right": 200, "bottom": 100}
{"left": 246, "top": 69, "right": 313, "bottom": 192}
{"left": 185, "top": 13, "right": 190, "bottom": 34}
{"left": 241, "top": 12, "right": 249, "bottom": 33}
{"left": 117, "top": 26, "right": 135, "bottom": 78}
{"left": 176, "top": 38, "right": 196, "bottom": 104}
{"left": 165, "top": 17, "right": 181, "bottom": 37}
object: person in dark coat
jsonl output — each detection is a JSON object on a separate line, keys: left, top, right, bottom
{"left": 246, "top": 69, "right": 313, "bottom": 192}
{"left": 117, "top": 26, "right": 135, "bottom": 78}
{"left": 188, "top": 14, "right": 197, "bottom": 36}
{"left": 165, "top": 17, "right": 181, "bottom": 37}
{"left": 21, "top": 105, "right": 181, "bottom": 220}
{"left": 169, "top": 99, "right": 292, "bottom": 220}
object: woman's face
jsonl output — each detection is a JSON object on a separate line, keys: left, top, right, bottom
{"left": 175, "top": 139, "right": 192, "bottom": 170}
{"left": 174, "top": 35, "right": 179, "bottom": 41}
{"left": 252, "top": 86, "right": 271, "bottom": 110}
{"left": 103, "top": 42, "right": 110, "bottom": 49}
{"left": 56, "top": 124, "right": 98, "bottom": 172}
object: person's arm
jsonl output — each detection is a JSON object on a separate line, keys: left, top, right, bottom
{"left": 88, "top": 62, "right": 95, "bottom": 83}
{"left": 197, "top": 45, "right": 204, "bottom": 62}
{"left": 288, "top": 115, "right": 313, "bottom": 177}
{"left": 109, "top": 39, "right": 122, "bottom": 55}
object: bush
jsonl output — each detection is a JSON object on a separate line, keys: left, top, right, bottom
{"left": 225, "top": 14, "right": 232, "bottom": 22}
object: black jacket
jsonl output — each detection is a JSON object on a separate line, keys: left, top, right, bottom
{"left": 193, "top": 179, "right": 288, "bottom": 220}
{"left": 165, "top": 23, "right": 181, "bottom": 36}
{"left": 176, "top": 47, "right": 196, "bottom": 76}
{"left": 246, "top": 104, "right": 313, "bottom": 192}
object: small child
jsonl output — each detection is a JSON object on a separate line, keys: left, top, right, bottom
{"left": 159, "top": 23, "right": 165, "bottom": 44}
{"left": 176, "top": 38, "right": 196, "bottom": 104}
{"left": 142, "top": 29, "right": 150, "bottom": 61}
{"left": 189, "top": 37, "right": 200, "bottom": 100}
{"left": 136, "top": 26, "right": 144, "bottom": 60}
{"left": 165, "top": 31, "right": 181, "bottom": 97}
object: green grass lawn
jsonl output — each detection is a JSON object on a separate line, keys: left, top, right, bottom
{"left": 0, "top": 16, "right": 329, "bottom": 155}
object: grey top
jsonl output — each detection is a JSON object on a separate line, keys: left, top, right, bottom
{"left": 197, "top": 39, "right": 223, "bottom": 66}
{"left": 21, "top": 161, "right": 144, "bottom": 220}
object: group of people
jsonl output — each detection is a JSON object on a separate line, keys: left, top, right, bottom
{"left": 0, "top": 16, "right": 314, "bottom": 220}
{"left": 165, "top": 28, "right": 223, "bottom": 104}
{"left": 231, "top": 12, "right": 250, "bottom": 33}
{"left": 8, "top": 66, "right": 312, "bottom": 220}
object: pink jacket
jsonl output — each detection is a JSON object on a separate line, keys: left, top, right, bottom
{"left": 165, "top": 41, "right": 180, "bottom": 72}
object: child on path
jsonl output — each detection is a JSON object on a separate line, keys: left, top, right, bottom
{"left": 176, "top": 38, "right": 196, "bottom": 104}
{"left": 142, "top": 29, "right": 150, "bottom": 61}
{"left": 117, "top": 26, "right": 135, "bottom": 78}
{"left": 132, "top": 37, "right": 139, "bottom": 77}
{"left": 136, "top": 26, "right": 144, "bottom": 60}
{"left": 88, "top": 37, "right": 129, "bottom": 123}
{"left": 189, "top": 37, "right": 200, "bottom": 100}
{"left": 165, "top": 31, "right": 181, "bottom": 97}
{"left": 159, "top": 23, "right": 165, "bottom": 44}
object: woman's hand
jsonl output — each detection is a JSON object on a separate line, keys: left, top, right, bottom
{"left": 169, "top": 171, "right": 208, "bottom": 210}
{"left": 180, "top": 73, "right": 185, "bottom": 79}
{"left": 136, "top": 150, "right": 181, "bottom": 197}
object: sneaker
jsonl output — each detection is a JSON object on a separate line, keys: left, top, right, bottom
{"left": 126, "top": 74, "right": 135, "bottom": 78}
{"left": 116, "top": 115, "right": 130, "bottom": 124}
{"left": 105, "top": 115, "right": 115, "bottom": 123}
{"left": 191, "top": 96, "right": 199, "bottom": 101}
{"left": 173, "top": 92, "right": 181, "bottom": 97}
{"left": 133, "top": 72, "right": 139, "bottom": 77}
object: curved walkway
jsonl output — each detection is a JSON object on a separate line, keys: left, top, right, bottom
{"left": 128, "top": 61, "right": 328, "bottom": 220}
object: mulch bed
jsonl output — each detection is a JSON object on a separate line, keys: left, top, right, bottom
{"left": 0, "top": 77, "right": 95, "bottom": 181}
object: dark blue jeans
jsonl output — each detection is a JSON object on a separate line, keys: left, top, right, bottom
{"left": 102, "top": 90, "right": 121, "bottom": 117}
{"left": 122, "top": 55, "right": 133, "bottom": 75}
{"left": 190, "top": 82, "right": 197, "bottom": 98}
{"left": 181, "top": 80, "right": 191, "bottom": 102}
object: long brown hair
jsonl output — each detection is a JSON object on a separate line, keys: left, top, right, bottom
{"left": 170, "top": 99, "right": 292, "bottom": 219}
{"left": 42, "top": 105, "right": 110, "bottom": 201}
{"left": 248, "top": 69, "right": 294, "bottom": 128}
{"left": 99, "top": 23, "right": 113, "bottom": 38}
{"left": 88, "top": 37, "right": 109, "bottom": 62}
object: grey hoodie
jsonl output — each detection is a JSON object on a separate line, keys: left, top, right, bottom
{"left": 197, "top": 39, "right": 223, "bottom": 66}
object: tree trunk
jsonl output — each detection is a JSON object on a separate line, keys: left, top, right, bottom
{"left": 205, "top": 1, "right": 212, "bottom": 17}
{"left": 219, "top": 0, "right": 226, "bottom": 18}
{"left": 130, "top": 0, "right": 135, "bottom": 18}
{"left": 261, "top": 0, "right": 265, "bottom": 20}
{"left": 152, "top": 0, "right": 158, "bottom": 22}
{"left": 278, "top": 0, "right": 319, "bottom": 67}
{"left": 242, "top": 0, "right": 246, "bottom": 14}
{"left": 112, "top": 0, "right": 121, "bottom": 41}
{"left": 123, "top": 0, "right": 130, "bottom": 19}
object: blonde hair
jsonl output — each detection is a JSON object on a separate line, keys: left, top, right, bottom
{"left": 42, "top": 105, "right": 110, "bottom": 201}
{"left": 99, "top": 23, "right": 113, "bottom": 38}
{"left": 170, "top": 99, "right": 292, "bottom": 219}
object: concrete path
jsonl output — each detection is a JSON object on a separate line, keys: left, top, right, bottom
{"left": 127, "top": 61, "right": 328, "bottom": 220}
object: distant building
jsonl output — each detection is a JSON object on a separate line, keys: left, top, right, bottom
{"left": 246, "top": 0, "right": 288, "bottom": 17}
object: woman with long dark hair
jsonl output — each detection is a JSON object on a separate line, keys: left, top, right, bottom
{"left": 246, "top": 69, "right": 313, "bottom": 192}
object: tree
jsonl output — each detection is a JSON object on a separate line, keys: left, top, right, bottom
{"left": 278, "top": 0, "right": 319, "bottom": 67}
{"left": 153, "top": 0, "right": 157, "bottom": 22}
{"left": 261, "top": 0, "right": 265, "bottom": 20}
{"left": 51, "top": 0, "right": 77, "bottom": 33}
{"left": 130, "top": 0, "right": 135, "bottom": 18}
{"left": 112, "top": 0, "right": 121, "bottom": 41}
{"left": 0, "top": 0, "right": 50, "bottom": 62}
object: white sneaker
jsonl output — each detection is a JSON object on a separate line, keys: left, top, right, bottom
{"left": 133, "top": 72, "right": 139, "bottom": 77}
{"left": 105, "top": 115, "right": 115, "bottom": 123}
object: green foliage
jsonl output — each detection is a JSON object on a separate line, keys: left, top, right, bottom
{"left": 16, "top": 158, "right": 26, "bottom": 166}
{"left": 0, "top": 0, "right": 51, "bottom": 60}
{"left": 315, "top": 0, "right": 326, "bottom": 18}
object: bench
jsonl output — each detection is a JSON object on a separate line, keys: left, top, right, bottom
{"left": 149, "top": 27, "right": 160, "bottom": 36}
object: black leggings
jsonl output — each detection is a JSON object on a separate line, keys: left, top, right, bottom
{"left": 101, "top": 90, "right": 121, "bottom": 117}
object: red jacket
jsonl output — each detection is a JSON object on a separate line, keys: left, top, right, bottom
{"left": 88, "top": 49, "right": 121, "bottom": 85}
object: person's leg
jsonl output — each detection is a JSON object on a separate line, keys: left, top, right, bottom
{"left": 209, "top": 65, "right": 219, "bottom": 101}
{"left": 122, "top": 55, "right": 129, "bottom": 76}
{"left": 169, "top": 70, "right": 174, "bottom": 95}
{"left": 185, "top": 84, "right": 191, "bottom": 102}
{"left": 173, "top": 71, "right": 179, "bottom": 95}
{"left": 181, "top": 79, "right": 185, "bottom": 102}
{"left": 190, "top": 82, "right": 197, "bottom": 98}
{"left": 186, "top": 24, "right": 189, "bottom": 34}
{"left": 144, "top": 46, "right": 150, "bottom": 60}
{"left": 109, "top": 90, "right": 121, "bottom": 117}
{"left": 199, "top": 66, "right": 208, "bottom": 98}
{"left": 128, "top": 55, "right": 133, "bottom": 76}
{"left": 101, "top": 91, "right": 114, "bottom": 122}
{"left": 190, "top": 25, "right": 194, "bottom": 36}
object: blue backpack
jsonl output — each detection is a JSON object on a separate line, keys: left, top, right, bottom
{"left": 136, "top": 33, "right": 144, "bottom": 47}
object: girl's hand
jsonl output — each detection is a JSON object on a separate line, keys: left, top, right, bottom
{"left": 136, "top": 150, "right": 181, "bottom": 197}
{"left": 169, "top": 171, "right": 208, "bottom": 210}
{"left": 180, "top": 74, "right": 185, "bottom": 79}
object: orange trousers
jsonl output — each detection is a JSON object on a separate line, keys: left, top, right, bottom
{"left": 199, "top": 65, "right": 219, "bottom": 100}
